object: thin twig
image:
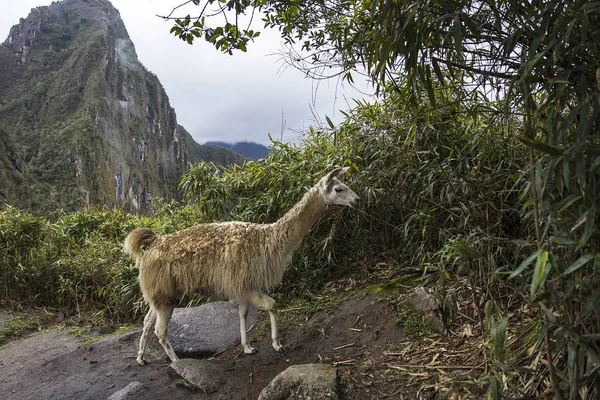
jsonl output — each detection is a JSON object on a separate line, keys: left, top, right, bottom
{"left": 333, "top": 359, "right": 356, "bottom": 366}
{"left": 334, "top": 342, "right": 356, "bottom": 350}
{"left": 279, "top": 307, "right": 305, "bottom": 313}
{"left": 387, "top": 363, "right": 484, "bottom": 370}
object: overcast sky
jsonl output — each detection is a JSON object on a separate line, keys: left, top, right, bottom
{"left": 0, "top": 0, "right": 373, "bottom": 145}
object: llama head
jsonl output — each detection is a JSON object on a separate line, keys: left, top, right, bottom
{"left": 319, "top": 167, "right": 360, "bottom": 207}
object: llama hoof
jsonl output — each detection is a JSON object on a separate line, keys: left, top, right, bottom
{"left": 136, "top": 357, "right": 147, "bottom": 366}
{"left": 244, "top": 346, "right": 257, "bottom": 355}
{"left": 272, "top": 341, "right": 284, "bottom": 352}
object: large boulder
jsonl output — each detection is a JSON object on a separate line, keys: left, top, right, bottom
{"left": 168, "top": 300, "right": 259, "bottom": 356}
{"left": 258, "top": 364, "right": 338, "bottom": 400}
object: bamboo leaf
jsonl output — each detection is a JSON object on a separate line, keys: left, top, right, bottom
{"left": 531, "top": 251, "right": 548, "bottom": 296}
{"left": 453, "top": 16, "right": 463, "bottom": 53}
{"left": 325, "top": 115, "right": 335, "bottom": 130}
{"left": 540, "top": 303, "right": 558, "bottom": 323}
{"left": 590, "top": 155, "right": 600, "bottom": 172}
{"left": 491, "top": 317, "right": 508, "bottom": 360}
{"left": 425, "top": 73, "right": 436, "bottom": 107}
{"left": 563, "top": 254, "right": 594, "bottom": 275}
{"left": 549, "top": 236, "right": 576, "bottom": 245}
{"left": 558, "top": 194, "right": 582, "bottom": 213}
{"left": 510, "top": 249, "right": 543, "bottom": 279}
{"left": 431, "top": 58, "right": 445, "bottom": 86}
{"left": 512, "top": 239, "right": 532, "bottom": 247}
{"left": 517, "top": 136, "right": 563, "bottom": 156}
{"left": 487, "top": 375, "right": 500, "bottom": 400}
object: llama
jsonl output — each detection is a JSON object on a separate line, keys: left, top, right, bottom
{"left": 124, "top": 167, "right": 359, "bottom": 365}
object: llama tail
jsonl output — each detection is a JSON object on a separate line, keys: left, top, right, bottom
{"left": 123, "top": 227, "right": 158, "bottom": 263}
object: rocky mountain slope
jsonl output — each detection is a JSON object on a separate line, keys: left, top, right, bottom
{"left": 0, "top": 0, "right": 242, "bottom": 213}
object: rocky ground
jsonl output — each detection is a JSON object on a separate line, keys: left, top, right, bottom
{"left": 0, "top": 282, "right": 487, "bottom": 399}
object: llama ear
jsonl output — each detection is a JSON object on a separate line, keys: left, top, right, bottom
{"left": 326, "top": 167, "right": 349, "bottom": 183}
{"left": 327, "top": 167, "right": 350, "bottom": 180}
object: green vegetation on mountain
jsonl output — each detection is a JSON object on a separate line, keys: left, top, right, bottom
{"left": 205, "top": 141, "right": 271, "bottom": 159}
{"left": 0, "top": 0, "right": 242, "bottom": 214}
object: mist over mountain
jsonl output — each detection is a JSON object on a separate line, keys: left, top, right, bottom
{"left": 205, "top": 141, "right": 271, "bottom": 160}
{"left": 0, "top": 0, "right": 242, "bottom": 214}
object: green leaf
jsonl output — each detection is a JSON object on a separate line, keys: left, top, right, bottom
{"left": 581, "top": 291, "right": 600, "bottom": 318}
{"left": 530, "top": 250, "right": 548, "bottom": 296}
{"left": 589, "top": 154, "right": 600, "bottom": 173}
{"left": 511, "top": 239, "right": 532, "bottom": 247}
{"left": 549, "top": 236, "right": 576, "bottom": 245}
{"left": 431, "top": 58, "right": 445, "bottom": 86}
{"left": 558, "top": 194, "right": 582, "bottom": 213}
{"left": 563, "top": 253, "right": 594, "bottom": 275}
{"left": 325, "top": 115, "right": 335, "bottom": 130}
{"left": 517, "top": 136, "right": 563, "bottom": 156}
{"left": 487, "top": 375, "right": 500, "bottom": 400}
{"left": 540, "top": 303, "right": 558, "bottom": 323}
{"left": 509, "top": 249, "right": 543, "bottom": 279}
{"left": 491, "top": 317, "right": 508, "bottom": 359}
{"left": 453, "top": 16, "right": 463, "bottom": 53}
{"left": 424, "top": 69, "right": 437, "bottom": 108}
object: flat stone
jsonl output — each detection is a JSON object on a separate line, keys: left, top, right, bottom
{"left": 106, "top": 381, "right": 143, "bottom": 400}
{"left": 258, "top": 364, "right": 338, "bottom": 400}
{"left": 167, "top": 358, "right": 224, "bottom": 394}
{"left": 168, "top": 300, "right": 259, "bottom": 356}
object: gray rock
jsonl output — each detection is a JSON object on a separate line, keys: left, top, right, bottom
{"left": 167, "top": 358, "right": 224, "bottom": 394}
{"left": 106, "top": 381, "right": 143, "bottom": 400}
{"left": 401, "top": 287, "right": 437, "bottom": 313}
{"left": 258, "top": 364, "right": 338, "bottom": 400}
{"left": 400, "top": 287, "right": 445, "bottom": 334}
{"left": 168, "top": 300, "right": 259, "bottom": 356}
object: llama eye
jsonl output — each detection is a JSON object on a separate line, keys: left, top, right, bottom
{"left": 334, "top": 188, "right": 343, "bottom": 193}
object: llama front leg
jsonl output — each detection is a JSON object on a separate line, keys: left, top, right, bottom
{"left": 137, "top": 307, "right": 157, "bottom": 365}
{"left": 268, "top": 310, "right": 283, "bottom": 351}
{"left": 238, "top": 301, "right": 256, "bottom": 354}
{"left": 249, "top": 291, "right": 283, "bottom": 352}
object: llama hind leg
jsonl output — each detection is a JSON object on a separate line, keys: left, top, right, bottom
{"left": 249, "top": 292, "right": 283, "bottom": 352}
{"left": 137, "top": 307, "right": 157, "bottom": 365}
{"left": 154, "top": 305, "right": 179, "bottom": 362}
{"left": 238, "top": 301, "right": 256, "bottom": 354}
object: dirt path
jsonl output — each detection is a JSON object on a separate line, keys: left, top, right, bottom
{"left": 0, "top": 328, "right": 193, "bottom": 400}
{"left": 0, "top": 293, "right": 480, "bottom": 399}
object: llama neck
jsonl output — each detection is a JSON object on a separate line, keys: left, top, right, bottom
{"left": 274, "top": 186, "right": 326, "bottom": 253}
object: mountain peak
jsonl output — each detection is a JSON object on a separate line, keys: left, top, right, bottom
{"left": 4, "top": 0, "right": 126, "bottom": 57}
{"left": 0, "top": 0, "right": 242, "bottom": 214}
